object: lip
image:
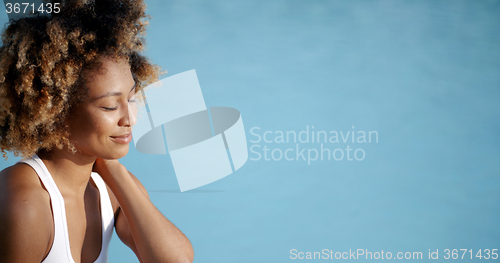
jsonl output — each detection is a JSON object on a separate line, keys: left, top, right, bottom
{"left": 110, "top": 132, "right": 132, "bottom": 144}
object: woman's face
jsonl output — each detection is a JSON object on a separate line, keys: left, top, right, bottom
{"left": 67, "top": 56, "right": 138, "bottom": 160}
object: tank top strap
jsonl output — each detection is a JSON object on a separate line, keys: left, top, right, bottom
{"left": 17, "top": 155, "right": 75, "bottom": 263}
{"left": 90, "top": 172, "right": 115, "bottom": 263}
{"left": 17, "top": 155, "right": 115, "bottom": 263}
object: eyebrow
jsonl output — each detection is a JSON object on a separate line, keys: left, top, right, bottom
{"left": 93, "top": 83, "right": 136, "bottom": 100}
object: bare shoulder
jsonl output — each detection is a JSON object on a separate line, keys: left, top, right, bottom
{"left": 0, "top": 163, "right": 53, "bottom": 212}
{"left": 0, "top": 163, "right": 54, "bottom": 262}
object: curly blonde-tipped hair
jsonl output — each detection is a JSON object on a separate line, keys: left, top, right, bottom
{"left": 0, "top": 0, "right": 161, "bottom": 159}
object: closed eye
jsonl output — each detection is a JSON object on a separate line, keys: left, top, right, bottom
{"left": 102, "top": 106, "right": 118, "bottom": 111}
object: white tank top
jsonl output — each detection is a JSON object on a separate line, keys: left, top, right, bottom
{"left": 18, "top": 155, "right": 115, "bottom": 263}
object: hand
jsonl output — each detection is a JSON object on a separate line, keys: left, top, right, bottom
{"left": 92, "top": 158, "right": 125, "bottom": 185}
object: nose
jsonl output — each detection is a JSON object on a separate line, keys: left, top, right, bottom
{"left": 118, "top": 100, "right": 138, "bottom": 127}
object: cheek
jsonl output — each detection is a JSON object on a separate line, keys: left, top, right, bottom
{"left": 90, "top": 114, "right": 117, "bottom": 137}
{"left": 69, "top": 109, "right": 117, "bottom": 143}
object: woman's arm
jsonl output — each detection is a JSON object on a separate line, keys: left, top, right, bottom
{"left": 0, "top": 165, "right": 53, "bottom": 263}
{"left": 93, "top": 158, "right": 194, "bottom": 263}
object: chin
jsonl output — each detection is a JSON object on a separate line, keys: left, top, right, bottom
{"left": 106, "top": 145, "right": 130, "bottom": 160}
{"left": 72, "top": 141, "right": 130, "bottom": 160}
{"left": 94, "top": 144, "right": 130, "bottom": 160}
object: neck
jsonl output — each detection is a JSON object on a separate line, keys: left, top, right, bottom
{"left": 37, "top": 149, "right": 96, "bottom": 198}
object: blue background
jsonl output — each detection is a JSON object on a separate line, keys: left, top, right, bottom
{"left": 1, "top": 0, "right": 499, "bottom": 262}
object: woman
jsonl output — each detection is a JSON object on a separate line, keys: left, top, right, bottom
{"left": 0, "top": 0, "right": 194, "bottom": 262}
